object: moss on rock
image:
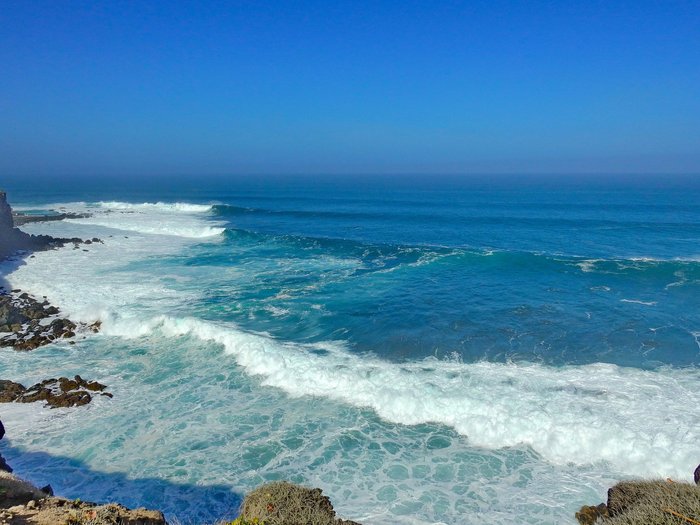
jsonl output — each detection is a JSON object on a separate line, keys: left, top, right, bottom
{"left": 239, "top": 482, "right": 361, "bottom": 525}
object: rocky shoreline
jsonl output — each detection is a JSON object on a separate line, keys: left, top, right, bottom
{"left": 0, "top": 190, "right": 101, "bottom": 351}
{"left": 0, "top": 288, "right": 102, "bottom": 351}
{"left": 0, "top": 375, "right": 112, "bottom": 409}
{"left": 0, "top": 191, "right": 94, "bottom": 261}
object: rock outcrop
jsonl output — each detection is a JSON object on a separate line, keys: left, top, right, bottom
{"left": 0, "top": 193, "right": 13, "bottom": 230}
{"left": 0, "top": 191, "right": 91, "bottom": 259}
{"left": 240, "top": 481, "right": 362, "bottom": 525}
{"left": 0, "top": 288, "right": 101, "bottom": 350}
{"left": 0, "top": 376, "right": 112, "bottom": 409}
{"left": 0, "top": 472, "right": 166, "bottom": 525}
{"left": 12, "top": 211, "right": 91, "bottom": 226}
{"left": 576, "top": 477, "right": 700, "bottom": 524}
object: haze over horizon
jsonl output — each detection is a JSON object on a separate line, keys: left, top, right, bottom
{"left": 2, "top": 1, "right": 699, "bottom": 177}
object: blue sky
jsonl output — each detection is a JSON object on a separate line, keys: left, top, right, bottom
{"left": 1, "top": 0, "right": 699, "bottom": 176}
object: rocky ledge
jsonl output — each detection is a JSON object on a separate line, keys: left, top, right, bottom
{"left": 11, "top": 211, "right": 91, "bottom": 227}
{"left": 0, "top": 288, "right": 100, "bottom": 351}
{"left": 0, "top": 421, "right": 163, "bottom": 525}
{"left": 576, "top": 468, "right": 700, "bottom": 524}
{"left": 0, "top": 190, "right": 100, "bottom": 261}
{"left": 0, "top": 375, "right": 112, "bottom": 409}
{"left": 0, "top": 472, "right": 165, "bottom": 525}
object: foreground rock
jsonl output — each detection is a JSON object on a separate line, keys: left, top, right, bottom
{"left": 0, "top": 376, "right": 112, "bottom": 409}
{"left": 576, "top": 477, "right": 700, "bottom": 524}
{"left": 240, "top": 481, "right": 362, "bottom": 525}
{"left": 0, "top": 289, "right": 100, "bottom": 350}
{"left": 0, "top": 471, "right": 166, "bottom": 525}
{"left": 0, "top": 421, "right": 164, "bottom": 524}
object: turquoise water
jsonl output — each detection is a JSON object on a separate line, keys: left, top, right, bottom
{"left": 0, "top": 175, "right": 699, "bottom": 524}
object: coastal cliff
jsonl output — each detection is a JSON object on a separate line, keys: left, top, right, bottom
{"left": 0, "top": 191, "right": 78, "bottom": 259}
{"left": 0, "top": 192, "right": 101, "bottom": 350}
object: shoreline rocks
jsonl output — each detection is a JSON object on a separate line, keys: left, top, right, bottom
{"left": 0, "top": 288, "right": 100, "bottom": 350}
{"left": 0, "top": 421, "right": 164, "bottom": 524}
{"left": 0, "top": 190, "right": 100, "bottom": 261}
{"left": 11, "top": 211, "right": 91, "bottom": 226}
{"left": 0, "top": 376, "right": 112, "bottom": 409}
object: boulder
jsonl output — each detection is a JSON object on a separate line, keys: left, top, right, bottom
{"left": 240, "top": 481, "right": 362, "bottom": 525}
{"left": 0, "top": 380, "right": 26, "bottom": 402}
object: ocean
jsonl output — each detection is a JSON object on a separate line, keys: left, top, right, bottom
{"left": 1, "top": 174, "right": 699, "bottom": 524}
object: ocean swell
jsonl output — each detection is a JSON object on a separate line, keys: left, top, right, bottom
{"left": 98, "top": 312, "right": 700, "bottom": 480}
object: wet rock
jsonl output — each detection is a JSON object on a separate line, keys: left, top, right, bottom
{"left": 575, "top": 503, "right": 608, "bottom": 524}
{"left": 40, "top": 485, "right": 53, "bottom": 496}
{"left": 695, "top": 464, "right": 700, "bottom": 485}
{"left": 0, "top": 376, "right": 110, "bottom": 408}
{"left": 0, "top": 455, "right": 11, "bottom": 473}
{"left": 0, "top": 290, "right": 93, "bottom": 350}
{"left": 0, "top": 380, "right": 26, "bottom": 402}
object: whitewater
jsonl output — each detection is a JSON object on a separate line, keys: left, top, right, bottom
{"left": 1, "top": 183, "right": 699, "bottom": 524}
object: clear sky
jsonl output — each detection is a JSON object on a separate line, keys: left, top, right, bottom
{"left": 1, "top": 0, "right": 699, "bottom": 177}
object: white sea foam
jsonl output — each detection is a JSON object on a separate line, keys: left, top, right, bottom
{"left": 620, "top": 299, "right": 658, "bottom": 306}
{"left": 576, "top": 259, "right": 602, "bottom": 273}
{"left": 96, "top": 201, "right": 214, "bottom": 213}
{"left": 91, "top": 312, "right": 698, "bottom": 480}
{"left": 48, "top": 200, "right": 227, "bottom": 238}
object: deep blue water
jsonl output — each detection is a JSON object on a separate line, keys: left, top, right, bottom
{"left": 10, "top": 174, "right": 697, "bottom": 368}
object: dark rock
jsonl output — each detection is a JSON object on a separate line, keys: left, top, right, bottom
{"left": 0, "top": 454, "right": 12, "bottom": 473}
{"left": 85, "top": 380, "right": 107, "bottom": 392}
{"left": 0, "top": 191, "right": 13, "bottom": 229}
{"left": 59, "top": 377, "right": 79, "bottom": 392}
{"left": 0, "top": 419, "right": 4, "bottom": 439}
{"left": 695, "top": 464, "right": 700, "bottom": 485}
{"left": 40, "top": 484, "right": 54, "bottom": 496}
{"left": 0, "top": 380, "right": 27, "bottom": 402}
{"left": 0, "top": 376, "right": 110, "bottom": 408}
{"left": 575, "top": 503, "right": 608, "bottom": 524}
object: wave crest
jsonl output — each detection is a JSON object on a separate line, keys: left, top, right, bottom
{"left": 102, "top": 313, "right": 700, "bottom": 481}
